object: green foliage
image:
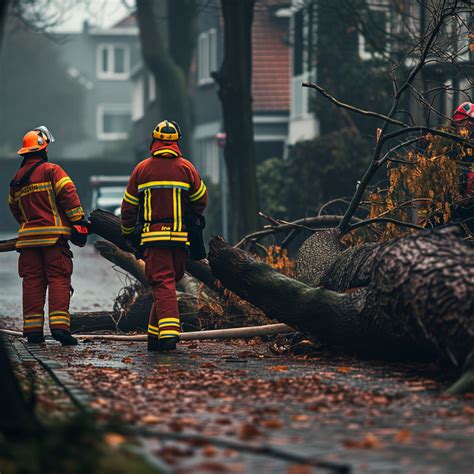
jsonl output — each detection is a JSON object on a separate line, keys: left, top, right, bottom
{"left": 258, "top": 128, "right": 370, "bottom": 220}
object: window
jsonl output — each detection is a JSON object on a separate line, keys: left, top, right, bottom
{"left": 358, "top": 2, "right": 391, "bottom": 60}
{"left": 197, "top": 138, "right": 220, "bottom": 184}
{"left": 97, "top": 104, "right": 132, "bottom": 140}
{"left": 198, "top": 28, "right": 217, "bottom": 85}
{"left": 97, "top": 44, "right": 130, "bottom": 79}
{"left": 148, "top": 72, "right": 156, "bottom": 102}
{"left": 291, "top": 7, "right": 316, "bottom": 119}
{"left": 131, "top": 78, "right": 144, "bottom": 122}
{"left": 293, "top": 9, "right": 304, "bottom": 76}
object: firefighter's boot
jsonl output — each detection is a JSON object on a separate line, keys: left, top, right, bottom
{"left": 51, "top": 330, "right": 78, "bottom": 346}
{"left": 27, "top": 333, "right": 45, "bottom": 344}
{"left": 147, "top": 335, "right": 160, "bottom": 352}
{"left": 159, "top": 337, "right": 178, "bottom": 352}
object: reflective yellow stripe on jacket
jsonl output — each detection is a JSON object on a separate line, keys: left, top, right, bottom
{"left": 141, "top": 231, "right": 188, "bottom": 245}
{"left": 189, "top": 181, "right": 206, "bottom": 202}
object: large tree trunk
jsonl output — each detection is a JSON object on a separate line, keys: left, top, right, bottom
{"left": 0, "top": 0, "right": 10, "bottom": 47}
{"left": 213, "top": 0, "right": 258, "bottom": 242}
{"left": 208, "top": 227, "right": 474, "bottom": 369}
{"left": 135, "top": 0, "right": 196, "bottom": 154}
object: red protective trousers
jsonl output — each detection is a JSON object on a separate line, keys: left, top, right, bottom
{"left": 19, "top": 242, "right": 73, "bottom": 336}
{"left": 144, "top": 247, "right": 187, "bottom": 340}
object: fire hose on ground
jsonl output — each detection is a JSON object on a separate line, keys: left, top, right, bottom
{"left": 0, "top": 323, "right": 294, "bottom": 341}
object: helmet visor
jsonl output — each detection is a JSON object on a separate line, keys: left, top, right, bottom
{"left": 35, "top": 126, "right": 55, "bottom": 144}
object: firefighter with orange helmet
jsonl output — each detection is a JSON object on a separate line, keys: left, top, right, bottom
{"left": 121, "top": 120, "right": 208, "bottom": 352}
{"left": 452, "top": 102, "right": 474, "bottom": 232}
{"left": 9, "top": 126, "right": 87, "bottom": 345}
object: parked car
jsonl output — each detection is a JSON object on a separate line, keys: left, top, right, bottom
{"left": 90, "top": 176, "right": 129, "bottom": 216}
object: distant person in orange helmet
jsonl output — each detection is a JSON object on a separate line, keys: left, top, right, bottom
{"left": 9, "top": 126, "right": 87, "bottom": 345}
{"left": 452, "top": 102, "right": 474, "bottom": 233}
{"left": 121, "top": 120, "right": 208, "bottom": 352}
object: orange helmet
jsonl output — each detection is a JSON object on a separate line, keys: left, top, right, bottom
{"left": 17, "top": 126, "right": 55, "bottom": 155}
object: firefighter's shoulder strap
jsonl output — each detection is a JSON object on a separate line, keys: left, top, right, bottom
{"left": 9, "top": 159, "right": 47, "bottom": 190}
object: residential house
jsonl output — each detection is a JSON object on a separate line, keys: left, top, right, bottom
{"left": 0, "top": 14, "right": 140, "bottom": 162}
{"left": 287, "top": 0, "right": 473, "bottom": 142}
{"left": 53, "top": 16, "right": 141, "bottom": 161}
{"left": 192, "top": 0, "right": 291, "bottom": 185}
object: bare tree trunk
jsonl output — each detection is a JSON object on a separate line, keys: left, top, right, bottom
{"left": 135, "top": 0, "right": 196, "bottom": 154}
{"left": 0, "top": 0, "right": 10, "bottom": 47}
{"left": 213, "top": 0, "right": 259, "bottom": 242}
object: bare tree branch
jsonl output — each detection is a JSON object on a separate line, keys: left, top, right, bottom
{"left": 348, "top": 217, "right": 428, "bottom": 232}
{"left": 302, "top": 82, "right": 409, "bottom": 128}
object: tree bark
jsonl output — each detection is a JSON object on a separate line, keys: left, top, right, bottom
{"left": 213, "top": 0, "right": 259, "bottom": 242}
{"left": 94, "top": 240, "right": 148, "bottom": 285}
{"left": 70, "top": 311, "right": 121, "bottom": 333}
{"left": 208, "top": 228, "right": 474, "bottom": 368}
{"left": 135, "top": 0, "right": 196, "bottom": 154}
{"left": 0, "top": 0, "right": 10, "bottom": 48}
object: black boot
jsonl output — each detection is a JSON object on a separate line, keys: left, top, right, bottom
{"left": 159, "top": 337, "right": 178, "bottom": 352}
{"left": 51, "top": 330, "right": 78, "bottom": 346}
{"left": 147, "top": 335, "right": 160, "bottom": 352}
{"left": 27, "top": 333, "right": 45, "bottom": 344}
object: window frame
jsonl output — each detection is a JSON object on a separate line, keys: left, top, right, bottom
{"left": 97, "top": 43, "right": 130, "bottom": 80}
{"left": 148, "top": 72, "right": 156, "bottom": 103}
{"left": 198, "top": 28, "right": 217, "bottom": 86}
{"left": 358, "top": 1, "right": 391, "bottom": 61}
{"left": 97, "top": 104, "right": 132, "bottom": 141}
{"left": 131, "top": 77, "right": 145, "bottom": 122}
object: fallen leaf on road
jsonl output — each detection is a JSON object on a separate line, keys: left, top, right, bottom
{"left": 239, "top": 423, "right": 260, "bottom": 440}
{"left": 201, "top": 362, "right": 217, "bottom": 368}
{"left": 260, "top": 418, "right": 283, "bottom": 429}
{"left": 141, "top": 415, "right": 160, "bottom": 424}
{"left": 394, "top": 429, "right": 412, "bottom": 443}
{"left": 291, "top": 414, "right": 310, "bottom": 422}
{"left": 268, "top": 365, "right": 288, "bottom": 372}
{"left": 463, "top": 405, "right": 474, "bottom": 415}
{"left": 343, "top": 432, "right": 381, "bottom": 449}
{"left": 104, "top": 432, "right": 126, "bottom": 448}
{"left": 337, "top": 366, "right": 351, "bottom": 374}
{"left": 202, "top": 445, "right": 218, "bottom": 457}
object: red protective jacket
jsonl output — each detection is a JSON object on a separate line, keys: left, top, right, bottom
{"left": 9, "top": 157, "right": 85, "bottom": 248}
{"left": 121, "top": 142, "right": 208, "bottom": 248}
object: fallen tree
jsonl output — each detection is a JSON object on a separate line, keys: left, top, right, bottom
{"left": 208, "top": 228, "right": 474, "bottom": 394}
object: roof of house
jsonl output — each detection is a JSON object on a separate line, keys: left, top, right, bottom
{"left": 252, "top": 2, "right": 290, "bottom": 113}
{"left": 113, "top": 14, "right": 137, "bottom": 29}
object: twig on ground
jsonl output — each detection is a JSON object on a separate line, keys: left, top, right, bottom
{"left": 126, "top": 428, "right": 352, "bottom": 473}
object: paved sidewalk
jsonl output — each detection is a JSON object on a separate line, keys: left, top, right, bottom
{"left": 7, "top": 335, "right": 474, "bottom": 474}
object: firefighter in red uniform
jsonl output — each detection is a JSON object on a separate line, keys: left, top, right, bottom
{"left": 9, "top": 126, "right": 86, "bottom": 345}
{"left": 121, "top": 120, "right": 208, "bottom": 352}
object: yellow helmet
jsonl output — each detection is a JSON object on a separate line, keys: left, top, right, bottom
{"left": 152, "top": 120, "right": 181, "bottom": 141}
